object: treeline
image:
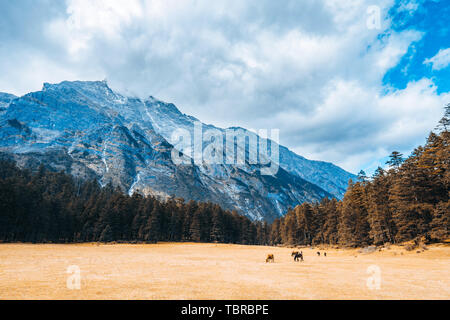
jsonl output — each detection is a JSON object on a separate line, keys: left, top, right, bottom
{"left": 0, "top": 161, "right": 270, "bottom": 244}
{"left": 270, "top": 107, "right": 449, "bottom": 246}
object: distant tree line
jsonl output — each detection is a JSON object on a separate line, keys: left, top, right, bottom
{"left": 0, "top": 161, "right": 270, "bottom": 244}
{"left": 270, "top": 105, "right": 449, "bottom": 246}
{"left": 0, "top": 106, "right": 448, "bottom": 246}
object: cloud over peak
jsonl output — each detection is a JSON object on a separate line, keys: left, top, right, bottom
{"left": 0, "top": 0, "right": 448, "bottom": 174}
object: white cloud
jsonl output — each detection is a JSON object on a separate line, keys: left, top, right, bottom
{"left": 276, "top": 78, "right": 449, "bottom": 172}
{"left": 0, "top": 0, "right": 447, "bottom": 174}
{"left": 424, "top": 48, "right": 450, "bottom": 70}
{"left": 397, "top": 0, "right": 420, "bottom": 14}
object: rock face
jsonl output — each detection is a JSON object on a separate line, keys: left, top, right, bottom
{"left": 0, "top": 93, "right": 16, "bottom": 114}
{"left": 0, "top": 81, "right": 354, "bottom": 221}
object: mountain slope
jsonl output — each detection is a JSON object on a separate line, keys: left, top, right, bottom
{"left": 143, "top": 97, "right": 355, "bottom": 198}
{"left": 0, "top": 80, "right": 352, "bottom": 221}
{"left": 0, "top": 93, "right": 16, "bottom": 113}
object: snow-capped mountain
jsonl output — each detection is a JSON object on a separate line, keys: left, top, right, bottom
{"left": 0, "top": 81, "right": 354, "bottom": 221}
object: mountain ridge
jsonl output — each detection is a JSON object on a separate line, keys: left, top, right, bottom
{"left": 0, "top": 80, "right": 354, "bottom": 221}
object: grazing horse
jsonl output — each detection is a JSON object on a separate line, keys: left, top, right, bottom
{"left": 324, "top": 252, "right": 327, "bottom": 257}
{"left": 266, "top": 254, "right": 274, "bottom": 263}
{"left": 317, "top": 252, "right": 321, "bottom": 256}
{"left": 292, "top": 251, "right": 303, "bottom": 262}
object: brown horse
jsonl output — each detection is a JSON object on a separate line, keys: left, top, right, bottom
{"left": 266, "top": 254, "right": 274, "bottom": 263}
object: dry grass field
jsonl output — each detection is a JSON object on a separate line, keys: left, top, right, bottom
{"left": 0, "top": 242, "right": 449, "bottom": 300}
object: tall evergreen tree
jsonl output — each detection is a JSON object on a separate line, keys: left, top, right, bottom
{"left": 367, "top": 167, "right": 395, "bottom": 244}
{"left": 386, "top": 151, "right": 404, "bottom": 169}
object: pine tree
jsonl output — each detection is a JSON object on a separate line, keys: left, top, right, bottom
{"left": 386, "top": 151, "right": 404, "bottom": 169}
{"left": 429, "top": 201, "right": 449, "bottom": 241}
{"left": 338, "top": 180, "right": 370, "bottom": 246}
{"left": 312, "top": 203, "right": 325, "bottom": 245}
{"left": 295, "top": 203, "right": 314, "bottom": 245}
{"left": 321, "top": 198, "right": 340, "bottom": 245}
{"left": 357, "top": 170, "right": 368, "bottom": 182}
{"left": 99, "top": 225, "right": 113, "bottom": 242}
{"left": 210, "top": 206, "right": 225, "bottom": 243}
{"left": 190, "top": 209, "right": 202, "bottom": 242}
{"left": 435, "top": 103, "right": 450, "bottom": 132}
{"left": 389, "top": 154, "right": 434, "bottom": 242}
{"left": 367, "top": 167, "right": 395, "bottom": 244}
{"left": 270, "top": 219, "right": 282, "bottom": 245}
{"left": 282, "top": 211, "right": 298, "bottom": 245}
{"left": 150, "top": 204, "right": 162, "bottom": 243}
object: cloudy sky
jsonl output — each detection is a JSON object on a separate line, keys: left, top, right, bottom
{"left": 0, "top": 0, "right": 449, "bottom": 174}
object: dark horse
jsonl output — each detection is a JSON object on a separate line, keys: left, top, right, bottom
{"left": 291, "top": 251, "right": 303, "bottom": 262}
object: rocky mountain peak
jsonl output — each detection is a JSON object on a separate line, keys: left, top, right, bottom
{"left": 0, "top": 80, "right": 355, "bottom": 221}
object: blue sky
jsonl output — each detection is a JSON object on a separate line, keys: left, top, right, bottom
{"left": 362, "top": 0, "right": 450, "bottom": 174}
{"left": 385, "top": 0, "right": 450, "bottom": 94}
{"left": 0, "top": 0, "right": 449, "bottom": 175}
